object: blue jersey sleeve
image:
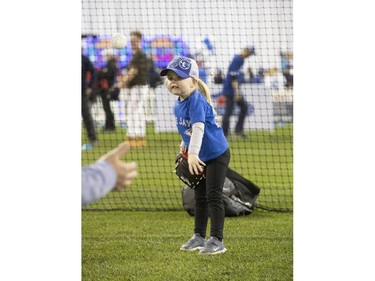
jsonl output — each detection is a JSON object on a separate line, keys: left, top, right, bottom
{"left": 228, "top": 55, "right": 243, "bottom": 75}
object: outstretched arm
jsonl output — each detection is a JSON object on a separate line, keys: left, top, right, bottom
{"left": 82, "top": 142, "right": 138, "bottom": 206}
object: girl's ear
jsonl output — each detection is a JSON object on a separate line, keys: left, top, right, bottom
{"left": 191, "top": 78, "right": 198, "bottom": 86}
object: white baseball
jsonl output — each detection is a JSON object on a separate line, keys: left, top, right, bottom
{"left": 111, "top": 33, "right": 127, "bottom": 49}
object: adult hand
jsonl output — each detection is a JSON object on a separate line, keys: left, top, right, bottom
{"left": 100, "top": 142, "right": 138, "bottom": 191}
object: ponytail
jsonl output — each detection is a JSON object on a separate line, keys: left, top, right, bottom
{"left": 194, "top": 78, "right": 218, "bottom": 117}
{"left": 195, "top": 79, "right": 212, "bottom": 105}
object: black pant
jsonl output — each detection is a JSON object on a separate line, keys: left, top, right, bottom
{"left": 99, "top": 90, "right": 116, "bottom": 130}
{"left": 222, "top": 95, "right": 248, "bottom": 136}
{"left": 194, "top": 149, "right": 230, "bottom": 240}
{"left": 81, "top": 94, "right": 97, "bottom": 142}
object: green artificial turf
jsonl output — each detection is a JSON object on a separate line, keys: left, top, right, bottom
{"left": 82, "top": 210, "right": 293, "bottom": 281}
{"left": 82, "top": 124, "right": 293, "bottom": 211}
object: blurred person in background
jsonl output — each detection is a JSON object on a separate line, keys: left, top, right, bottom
{"left": 120, "top": 30, "right": 148, "bottom": 148}
{"left": 283, "top": 64, "right": 293, "bottom": 89}
{"left": 280, "top": 50, "right": 293, "bottom": 89}
{"left": 246, "top": 67, "right": 263, "bottom": 84}
{"left": 81, "top": 54, "right": 98, "bottom": 146}
{"left": 96, "top": 49, "right": 119, "bottom": 132}
{"left": 145, "top": 55, "right": 163, "bottom": 122}
{"left": 196, "top": 59, "right": 208, "bottom": 84}
{"left": 264, "top": 67, "right": 285, "bottom": 90}
{"left": 221, "top": 45, "right": 256, "bottom": 138}
{"left": 213, "top": 68, "right": 224, "bottom": 84}
{"left": 256, "top": 67, "right": 265, "bottom": 83}
{"left": 82, "top": 142, "right": 138, "bottom": 206}
{"left": 246, "top": 67, "right": 256, "bottom": 83}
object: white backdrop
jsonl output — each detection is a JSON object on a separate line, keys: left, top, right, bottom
{"left": 81, "top": 0, "right": 293, "bottom": 73}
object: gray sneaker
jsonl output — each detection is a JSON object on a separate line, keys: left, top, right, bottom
{"left": 180, "top": 234, "right": 206, "bottom": 251}
{"left": 199, "top": 237, "right": 227, "bottom": 255}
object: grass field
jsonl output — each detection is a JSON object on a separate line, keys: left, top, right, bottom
{"left": 82, "top": 122, "right": 293, "bottom": 280}
{"left": 82, "top": 123, "right": 293, "bottom": 211}
{"left": 82, "top": 210, "right": 293, "bottom": 281}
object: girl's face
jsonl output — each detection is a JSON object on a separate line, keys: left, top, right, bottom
{"left": 166, "top": 71, "right": 196, "bottom": 100}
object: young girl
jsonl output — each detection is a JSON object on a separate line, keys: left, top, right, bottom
{"left": 160, "top": 56, "right": 230, "bottom": 255}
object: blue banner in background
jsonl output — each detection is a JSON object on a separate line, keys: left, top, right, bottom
{"left": 82, "top": 35, "right": 189, "bottom": 69}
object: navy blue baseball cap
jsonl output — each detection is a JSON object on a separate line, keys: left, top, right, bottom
{"left": 160, "top": 56, "right": 199, "bottom": 79}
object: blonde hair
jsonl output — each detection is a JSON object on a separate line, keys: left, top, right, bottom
{"left": 194, "top": 78, "right": 212, "bottom": 104}
{"left": 193, "top": 78, "right": 219, "bottom": 117}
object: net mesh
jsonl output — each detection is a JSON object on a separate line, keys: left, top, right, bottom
{"left": 81, "top": 0, "right": 293, "bottom": 212}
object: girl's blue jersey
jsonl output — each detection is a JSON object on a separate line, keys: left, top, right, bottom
{"left": 174, "top": 90, "right": 228, "bottom": 162}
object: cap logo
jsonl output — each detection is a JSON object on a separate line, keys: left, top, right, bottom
{"left": 162, "top": 56, "right": 198, "bottom": 79}
{"left": 179, "top": 58, "right": 191, "bottom": 70}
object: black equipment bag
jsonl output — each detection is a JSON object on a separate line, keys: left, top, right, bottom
{"left": 182, "top": 167, "right": 260, "bottom": 217}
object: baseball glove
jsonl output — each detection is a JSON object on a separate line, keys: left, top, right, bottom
{"left": 175, "top": 153, "right": 205, "bottom": 189}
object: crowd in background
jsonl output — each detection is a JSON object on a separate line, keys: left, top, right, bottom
{"left": 82, "top": 33, "right": 293, "bottom": 149}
